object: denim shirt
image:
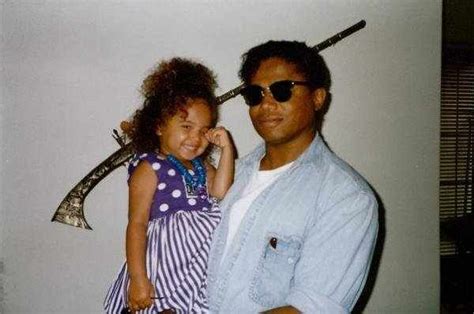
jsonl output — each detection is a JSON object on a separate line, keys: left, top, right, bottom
{"left": 207, "top": 135, "right": 379, "bottom": 313}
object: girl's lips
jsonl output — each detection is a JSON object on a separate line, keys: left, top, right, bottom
{"left": 182, "top": 145, "right": 200, "bottom": 154}
{"left": 184, "top": 145, "right": 198, "bottom": 150}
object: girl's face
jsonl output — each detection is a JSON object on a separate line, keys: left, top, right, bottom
{"left": 157, "top": 98, "right": 213, "bottom": 165}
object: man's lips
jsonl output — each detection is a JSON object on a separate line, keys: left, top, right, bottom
{"left": 257, "top": 117, "right": 283, "bottom": 126}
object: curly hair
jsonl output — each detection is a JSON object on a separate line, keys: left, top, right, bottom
{"left": 131, "top": 58, "right": 218, "bottom": 153}
{"left": 239, "top": 40, "right": 331, "bottom": 90}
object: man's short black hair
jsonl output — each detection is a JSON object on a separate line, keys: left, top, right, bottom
{"left": 239, "top": 40, "right": 331, "bottom": 90}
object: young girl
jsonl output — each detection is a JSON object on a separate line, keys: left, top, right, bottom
{"left": 104, "top": 58, "right": 234, "bottom": 313}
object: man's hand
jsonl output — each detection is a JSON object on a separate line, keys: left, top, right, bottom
{"left": 261, "top": 306, "right": 301, "bottom": 314}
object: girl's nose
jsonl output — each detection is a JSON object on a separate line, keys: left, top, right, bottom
{"left": 189, "top": 131, "right": 202, "bottom": 143}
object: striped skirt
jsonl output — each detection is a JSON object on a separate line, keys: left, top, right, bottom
{"left": 104, "top": 206, "right": 221, "bottom": 313}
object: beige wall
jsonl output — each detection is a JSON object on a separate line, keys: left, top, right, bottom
{"left": 1, "top": 1, "right": 441, "bottom": 313}
{"left": 0, "top": 1, "right": 5, "bottom": 312}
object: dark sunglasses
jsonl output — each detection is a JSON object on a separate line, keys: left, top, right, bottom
{"left": 240, "top": 80, "right": 310, "bottom": 107}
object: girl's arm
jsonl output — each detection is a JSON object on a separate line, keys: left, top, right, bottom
{"left": 205, "top": 127, "right": 235, "bottom": 199}
{"left": 126, "top": 162, "right": 156, "bottom": 311}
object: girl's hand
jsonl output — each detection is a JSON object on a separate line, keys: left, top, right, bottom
{"left": 205, "top": 126, "right": 232, "bottom": 149}
{"left": 127, "top": 277, "right": 155, "bottom": 312}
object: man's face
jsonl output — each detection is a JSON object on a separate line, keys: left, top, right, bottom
{"left": 248, "top": 57, "right": 325, "bottom": 146}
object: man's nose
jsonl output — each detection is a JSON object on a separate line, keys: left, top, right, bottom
{"left": 260, "top": 89, "right": 278, "bottom": 109}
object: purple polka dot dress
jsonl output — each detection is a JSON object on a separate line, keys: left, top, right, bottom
{"left": 104, "top": 153, "right": 221, "bottom": 313}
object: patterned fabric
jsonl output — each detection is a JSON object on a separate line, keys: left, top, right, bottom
{"left": 104, "top": 153, "right": 221, "bottom": 313}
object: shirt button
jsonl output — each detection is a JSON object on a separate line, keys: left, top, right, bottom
{"left": 288, "top": 257, "right": 294, "bottom": 264}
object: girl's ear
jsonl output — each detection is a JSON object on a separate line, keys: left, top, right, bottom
{"left": 155, "top": 125, "right": 162, "bottom": 136}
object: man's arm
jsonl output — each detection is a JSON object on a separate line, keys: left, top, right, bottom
{"left": 284, "top": 189, "right": 378, "bottom": 313}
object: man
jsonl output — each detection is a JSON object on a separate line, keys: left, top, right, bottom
{"left": 207, "top": 41, "right": 378, "bottom": 313}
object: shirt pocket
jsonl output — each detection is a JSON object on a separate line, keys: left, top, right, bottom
{"left": 249, "top": 233, "right": 302, "bottom": 308}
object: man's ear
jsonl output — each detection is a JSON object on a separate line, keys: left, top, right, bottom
{"left": 312, "top": 88, "right": 327, "bottom": 111}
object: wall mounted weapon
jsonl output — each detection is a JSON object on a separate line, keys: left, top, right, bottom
{"left": 51, "top": 20, "right": 367, "bottom": 230}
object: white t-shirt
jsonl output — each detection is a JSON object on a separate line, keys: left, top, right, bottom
{"left": 221, "top": 161, "right": 294, "bottom": 261}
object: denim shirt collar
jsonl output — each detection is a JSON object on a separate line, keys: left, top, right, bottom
{"left": 239, "top": 133, "right": 324, "bottom": 171}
